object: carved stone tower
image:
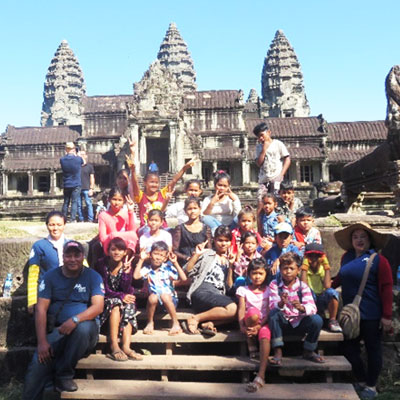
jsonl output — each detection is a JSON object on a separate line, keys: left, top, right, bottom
{"left": 261, "top": 30, "right": 310, "bottom": 118}
{"left": 41, "top": 40, "right": 86, "bottom": 127}
{"left": 157, "top": 22, "right": 197, "bottom": 93}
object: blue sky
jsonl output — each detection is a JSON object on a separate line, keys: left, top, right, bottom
{"left": 1, "top": 0, "right": 399, "bottom": 132}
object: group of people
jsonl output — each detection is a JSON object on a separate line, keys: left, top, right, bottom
{"left": 23, "top": 126, "right": 393, "bottom": 400}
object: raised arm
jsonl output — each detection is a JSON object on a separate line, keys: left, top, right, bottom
{"left": 126, "top": 140, "right": 141, "bottom": 198}
{"left": 167, "top": 157, "right": 197, "bottom": 192}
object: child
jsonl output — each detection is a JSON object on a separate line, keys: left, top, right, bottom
{"left": 268, "top": 252, "right": 324, "bottom": 365}
{"left": 257, "top": 193, "right": 281, "bottom": 250}
{"left": 264, "top": 222, "right": 301, "bottom": 284}
{"left": 172, "top": 197, "right": 212, "bottom": 266}
{"left": 202, "top": 170, "right": 241, "bottom": 233}
{"left": 300, "top": 243, "right": 342, "bottom": 332}
{"left": 237, "top": 258, "right": 271, "bottom": 392}
{"left": 184, "top": 225, "right": 237, "bottom": 335}
{"left": 127, "top": 140, "right": 196, "bottom": 228}
{"left": 116, "top": 168, "right": 134, "bottom": 198}
{"left": 98, "top": 187, "right": 138, "bottom": 255}
{"left": 133, "top": 241, "right": 187, "bottom": 335}
{"left": 233, "top": 232, "right": 263, "bottom": 289}
{"left": 165, "top": 179, "right": 203, "bottom": 225}
{"left": 231, "top": 206, "right": 261, "bottom": 255}
{"left": 293, "top": 207, "right": 322, "bottom": 251}
{"left": 96, "top": 237, "right": 142, "bottom": 361}
{"left": 139, "top": 209, "right": 172, "bottom": 252}
{"left": 276, "top": 181, "right": 303, "bottom": 226}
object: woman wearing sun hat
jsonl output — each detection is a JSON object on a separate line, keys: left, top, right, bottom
{"left": 332, "top": 222, "right": 393, "bottom": 399}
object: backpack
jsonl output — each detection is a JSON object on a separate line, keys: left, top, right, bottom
{"left": 338, "top": 253, "right": 376, "bottom": 340}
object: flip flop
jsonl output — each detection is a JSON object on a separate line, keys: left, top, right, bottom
{"left": 303, "top": 352, "right": 325, "bottom": 364}
{"left": 246, "top": 376, "right": 264, "bottom": 393}
{"left": 125, "top": 351, "right": 143, "bottom": 361}
{"left": 106, "top": 350, "right": 128, "bottom": 362}
{"left": 199, "top": 327, "right": 217, "bottom": 337}
{"left": 268, "top": 356, "right": 282, "bottom": 366}
{"left": 181, "top": 320, "right": 197, "bottom": 335}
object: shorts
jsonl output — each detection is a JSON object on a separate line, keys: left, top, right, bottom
{"left": 257, "top": 181, "right": 280, "bottom": 200}
{"left": 313, "top": 288, "right": 339, "bottom": 314}
{"left": 191, "top": 282, "right": 235, "bottom": 313}
{"left": 244, "top": 307, "right": 271, "bottom": 341}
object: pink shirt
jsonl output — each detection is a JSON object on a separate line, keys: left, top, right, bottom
{"left": 236, "top": 285, "right": 270, "bottom": 321}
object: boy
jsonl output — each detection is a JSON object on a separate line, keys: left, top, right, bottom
{"left": 268, "top": 252, "right": 324, "bottom": 365}
{"left": 134, "top": 241, "right": 186, "bottom": 335}
{"left": 264, "top": 222, "right": 301, "bottom": 283}
{"left": 293, "top": 207, "right": 322, "bottom": 251}
{"left": 276, "top": 181, "right": 303, "bottom": 226}
{"left": 300, "top": 243, "right": 342, "bottom": 332}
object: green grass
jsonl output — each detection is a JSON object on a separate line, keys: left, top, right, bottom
{"left": 0, "top": 224, "right": 32, "bottom": 238}
{"left": 0, "top": 380, "right": 23, "bottom": 400}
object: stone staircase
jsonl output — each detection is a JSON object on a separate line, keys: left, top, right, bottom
{"left": 60, "top": 303, "right": 359, "bottom": 400}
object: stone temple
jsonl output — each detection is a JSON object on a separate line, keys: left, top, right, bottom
{"left": 0, "top": 23, "right": 389, "bottom": 216}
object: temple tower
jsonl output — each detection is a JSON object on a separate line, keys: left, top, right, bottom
{"left": 157, "top": 22, "right": 197, "bottom": 93}
{"left": 41, "top": 40, "right": 86, "bottom": 127}
{"left": 261, "top": 30, "right": 310, "bottom": 118}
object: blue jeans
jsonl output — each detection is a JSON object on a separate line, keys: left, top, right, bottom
{"left": 268, "top": 308, "right": 323, "bottom": 351}
{"left": 313, "top": 288, "right": 339, "bottom": 315}
{"left": 202, "top": 215, "right": 238, "bottom": 235}
{"left": 78, "top": 189, "right": 94, "bottom": 222}
{"left": 23, "top": 320, "right": 99, "bottom": 400}
{"left": 62, "top": 186, "right": 81, "bottom": 222}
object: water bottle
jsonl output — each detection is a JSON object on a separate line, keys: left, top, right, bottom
{"left": 3, "top": 273, "right": 13, "bottom": 298}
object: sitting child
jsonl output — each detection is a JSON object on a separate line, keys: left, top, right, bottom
{"left": 139, "top": 209, "right": 172, "bottom": 252}
{"left": 268, "top": 252, "right": 324, "bottom": 365}
{"left": 264, "top": 222, "right": 301, "bottom": 284}
{"left": 300, "top": 243, "right": 342, "bottom": 332}
{"left": 293, "top": 207, "right": 322, "bottom": 251}
{"left": 96, "top": 237, "right": 142, "bottom": 361}
{"left": 257, "top": 193, "right": 281, "bottom": 252}
{"left": 233, "top": 232, "right": 263, "bottom": 289}
{"left": 275, "top": 181, "right": 303, "bottom": 226}
{"left": 237, "top": 258, "right": 271, "bottom": 392}
{"left": 133, "top": 241, "right": 186, "bottom": 335}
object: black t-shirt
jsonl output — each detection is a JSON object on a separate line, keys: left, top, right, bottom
{"left": 81, "top": 163, "right": 94, "bottom": 190}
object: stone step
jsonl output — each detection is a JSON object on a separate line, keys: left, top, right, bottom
{"left": 98, "top": 329, "right": 343, "bottom": 344}
{"left": 61, "top": 380, "right": 359, "bottom": 400}
{"left": 76, "top": 354, "right": 351, "bottom": 373}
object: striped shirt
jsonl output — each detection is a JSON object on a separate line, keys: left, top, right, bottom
{"left": 269, "top": 277, "right": 317, "bottom": 327}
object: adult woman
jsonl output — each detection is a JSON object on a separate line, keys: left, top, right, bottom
{"left": 333, "top": 222, "right": 393, "bottom": 399}
{"left": 27, "top": 211, "right": 69, "bottom": 314}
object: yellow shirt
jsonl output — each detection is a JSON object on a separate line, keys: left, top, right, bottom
{"left": 302, "top": 255, "right": 330, "bottom": 295}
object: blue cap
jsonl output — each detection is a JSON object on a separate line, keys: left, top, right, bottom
{"left": 274, "top": 222, "right": 293, "bottom": 235}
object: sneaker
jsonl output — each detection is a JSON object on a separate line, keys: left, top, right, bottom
{"left": 360, "top": 387, "right": 377, "bottom": 399}
{"left": 328, "top": 319, "right": 342, "bottom": 333}
{"left": 55, "top": 378, "right": 78, "bottom": 393}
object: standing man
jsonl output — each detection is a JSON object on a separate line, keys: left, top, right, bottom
{"left": 77, "top": 150, "right": 95, "bottom": 222}
{"left": 148, "top": 160, "right": 159, "bottom": 173}
{"left": 23, "top": 241, "right": 104, "bottom": 399}
{"left": 60, "top": 142, "right": 83, "bottom": 222}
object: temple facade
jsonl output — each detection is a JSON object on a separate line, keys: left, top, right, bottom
{"left": 0, "top": 24, "right": 388, "bottom": 215}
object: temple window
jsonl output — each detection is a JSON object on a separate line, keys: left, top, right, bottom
{"left": 300, "top": 165, "right": 314, "bottom": 182}
{"left": 37, "top": 175, "right": 50, "bottom": 192}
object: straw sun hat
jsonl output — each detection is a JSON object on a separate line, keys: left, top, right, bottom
{"left": 334, "top": 222, "right": 389, "bottom": 251}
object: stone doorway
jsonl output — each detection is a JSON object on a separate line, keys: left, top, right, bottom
{"left": 146, "top": 138, "right": 169, "bottom": 173}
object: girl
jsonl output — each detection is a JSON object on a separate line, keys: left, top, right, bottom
{"left": 172, "top": 197, "right": 212, "bottom": 266}
{"left": 96, "top": 237, "right": 142, "bottom": 361}
{"left": 237, "top": 258, "right": 271, "bottom": 392}
{"left": 116, "top": 168, "right": 134, "bottom": 198}
{"left": 233, "top": 231, "right": 263, "bottom": 289}
{"left": 165, "top": 179, "right": 203, "bottom": 225}
{"left": 98, "top": 187, "right": 138, "bottom": 255}
{"left": 202, "top": 170, "right": 241, "bottom": 233}
{"left": 184, "top": 225, "right": 237, "bottom": 335}
{"left": 230, "top": 206, "right": 261, "bottom": 255}
{"left": 127, "top": 140, "right": 196, "bottom": 229}
{"left": 139, "top": 209, "right": 172, "bottom": 252}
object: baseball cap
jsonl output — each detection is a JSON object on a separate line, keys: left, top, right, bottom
{"left": 63, "top": 240, "right": 84, "bottom": 254}
{"left": 304, "top": 242, "right": 325, "bottom": 255}
{"left": 274, "top": 222, "right": 293, "bottom": 235}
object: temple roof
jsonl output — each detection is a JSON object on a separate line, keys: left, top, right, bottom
{"left": 3, "top": 125, "right": 80, "bottom": 146}
{"left": 327, "top": 149, "right": 376, "bottom": 163}
{"left": 328, "top": 121, "right": 386, "bottom": 142}
{"left": 184, "top": 90, "right": 244, "bottom": 110}
{"left": 82, "top": 95, "right": 133, "bottom": 114}
{"left": 203, "top": 147, "right": 244, "bottom": 160}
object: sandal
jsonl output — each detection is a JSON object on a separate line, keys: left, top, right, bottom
{"left": 246, "top": 376, "right": 264, "bottom": 393}
{"left": 125, "top": 350, "right": 143, "bottom": 361}
{"left": 303, "top": 352, "right": 325, "bottom": 364}
{"left": 106, "top": 350, "right": 128, "bottom": 362}
{"left": 268, "top": 356, "right": 282, "bottom": 366}
{"left": 199, "top": 322, "right": 217, "bottom": 337}
{"left": 181, "top": 320, "right": 198, "bottom": 335}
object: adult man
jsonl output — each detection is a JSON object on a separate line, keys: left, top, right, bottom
{"left": 60, "top": 142, "right": 83, "bottom": 222}
{"left": 77, "top": 150, "right": 95, "bottom": 222}
{"left": 148, "top": 160, "right": 159, "bottom": 173}
{"left": 23, "top": 241, "right": 104, "bottom": 399}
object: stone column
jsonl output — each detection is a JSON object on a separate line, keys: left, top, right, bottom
{"left": 212, "top": 161, "right": 218, "bottom": 173}
{"left": 27, "top": 172, "right": 33, "bottom": 196}
{"left": 295, "top": 161, "right": 301, "bottom": 183}
{"left": 139, "top": 131, "right": 147, "bottom": 176}
{"left": 50, "top": 171, "right": 57, "bottom": 195}
{"left": 242, "top": 161, "right": 251, "bottom": 185}
{"left": 1, "top": 173, "right": 7, "bottom": 196}
{"left": 169, "top": 121, "right": 178, "bottom": 173}
{"left": 321, "top": 161, "right": 329, "bottom": 182}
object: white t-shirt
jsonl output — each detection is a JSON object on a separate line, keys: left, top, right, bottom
{"left": 255, "top": 139, "right": 289, "bottom": 183}
{"left": 236, "top": 285, "right": 270, "bottom": 321}
{"left": 201, "top": 195, "right": 241, "bottom": 226}
{"left": 139, "top": 229, "right": 172, "bottom": 252}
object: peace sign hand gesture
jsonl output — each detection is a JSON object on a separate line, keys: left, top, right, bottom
{"left": 195, "top": 240, "right": 208, "bottom": 255}
{"left": 125, "top": 195, "right": 135, "bottom": 213}
{"left": 123, "top": 254, "right": 134, "bottom": 273}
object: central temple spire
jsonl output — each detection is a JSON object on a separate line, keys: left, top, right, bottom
{"left": 157, "top": 22, "right": 197, "bottom": 93}
{"left": 261, "top": 30, "right": 310, "bottom": 117}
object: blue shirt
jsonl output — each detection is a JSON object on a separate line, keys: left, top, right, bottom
{"left": 261, "top": 211, "right": 279, "bottom": 238}
{"left": 39, "top": 267, "right": 104, "bottom": 325}
{"left": 60, "top": 154, "right": 83, "bottom": 188}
